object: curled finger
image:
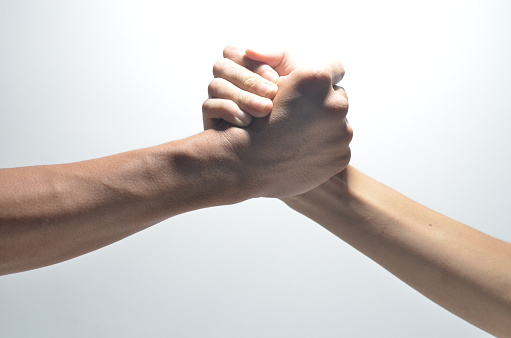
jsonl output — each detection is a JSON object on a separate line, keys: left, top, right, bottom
{"left": 208, "top": 77, "right": 273, "bottom": 118}
{"left": 223, "top": 45, "right": 280, "bottom": 82}
{"left": 213, "top": 58, "right": 278, "bottom": 99}
{"left": 333, "top": 84, "right": 348, "bottom": 100}
{"left": 202, "top": 98, "right": 252, "bottom": 129}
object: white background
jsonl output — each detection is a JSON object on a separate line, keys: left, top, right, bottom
{"left": 1, "top": 1, "right": 509, "bottom": 337}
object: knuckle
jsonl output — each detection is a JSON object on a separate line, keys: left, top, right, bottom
{"left": 207, "top": 82, "right": 216, "bottom": 97}
{"left": 293, "top": 68, "right": 332, "bottom": 91}
{"left": 331, "top": 146, "right": 351, "bottom": 170}
{"left": 223, "top": 45, "right": 237, "bottom": 58}
{"left": 343, "top": 99, "right": 349, "bottom": 113}
{"left": 243, "top": 76, "right": 259, "bottom": 91}
{"left": 207, "top": 78, "right": 223, "bottom": 96}
{"left": 336, "top": 62, "right": 346, "bottom": 77}
{"left": 344, "top": 123, "right": 354, "bottom": 143}
{"left": 202, "top": 99, "right": 211, "bottom": 112}
{"left": 339, "top": 148, "right": 352, "bottom": 168}
{"left": 202, "top": 99, "right": 238, "bottom": 119}
{"left": 305, "top": 67, "right": 331, "bottom": 83}
{"left": 213, "top": 58, "right": 232, "bottom": 78}
{"left": 334, "top": 85, "right": 348, "bottom": 99}
{"left": 212, "top": 59, "right": 228, "bottom": 77}
{"left": 326, "top": 94, "right": 349, "bottom": 115}
{"left": 339, "top": 96, "right": 349, "bottom": 113}
{"left": 341, "top": 89, "right": 349, "bottom": 100}
{"left": 237, "top": 92, "right": 251, "bottom": 110}
{"left": 330, "top": 60, "right": 345, "bottom": 83}
{"left": 221, "top": 99, "right": 237, "bottom": 113}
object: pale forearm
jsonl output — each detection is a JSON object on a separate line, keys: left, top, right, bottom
{"left": 0, "top": 130, "right": 241, "bottom": 275}
{"left": 283, "top": 166, "right": 511, "bottom": 336}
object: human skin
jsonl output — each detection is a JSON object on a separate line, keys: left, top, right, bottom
{"left": 0, "top": 50, "right": 351, "bottom": 276}
{"left": 206, "top": 54, "right": 351, "bottom": 198}
{"left": 207, "top": 47, "right": 511, "bottom": 337}
{"left": 285, "top": 167, "right": 511, "bottom": 337}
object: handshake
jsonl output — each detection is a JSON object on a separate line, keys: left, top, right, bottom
{"left": 0, "top": 45, "right": 353, "bottom": 276}
{"left": 199, "top": 45, "right": 352, "bottom": 201}
{"left": 2, "top": 45, "right": 509, "bottom": 337}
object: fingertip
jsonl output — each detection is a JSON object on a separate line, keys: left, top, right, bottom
{"left": 246, "top": 48, "right": 282, "bottom": 66}
{"left": 223, "top": 45, "right": 241, "bottom": 57}
{"left": 235, "top": 110, "right": 253, "bottom": 126}
{"left": 251, "top": 98, "right": 273, "bottom": 117}
{"left": 260, "top": 66, "right": 280, "bottom": 83}
{"left": 247, "top": 48, "right": 295, "bottom": 76}
{"left": 203, "top": 117, "right": 215, "bottom": 130}
{"left": 265, "top": 85, "right": 278, "bottom": 100}
{"left": 245, "top": 48, "right": 264, "bottom": 59}
{"left": 256, "top": 82, "right": 278, "bottom": 99}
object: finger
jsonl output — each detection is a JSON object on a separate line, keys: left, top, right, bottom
{"left": 323, "top": 60, "right": 345, "bottom": 85}
{"left": 222, "top": 45, "right": 247, "bottom": 65}
{"left": 257, "top": 64, "right": 280, "bottom": 83}
{"left": 245, "top": 48, "right": 297, "bottom": 76}
{"left": 322, "top": 89, "right": 349, "bottom": 117}
{"left": 333, "top": 85, "right": 349, "bottom": 119}
{"left": 223, "top": 45, "right": 280, "bottom": 83}
{"left": 202, "top": 98, "right": 252, "bottom": 129}
{"left": 344, "top": 122, "right": 354, "bottom": 144}
{"left": 338, "top": 147, "right": 352, "bottom": 173}
{"left": 333, "top": 85, "right": 348, "bottom": 100}
{"left": 213, "top": 58, "right": 278, "bottom": 99}
{"left": 208, "top": 77, "right": 273, "bottom": 118}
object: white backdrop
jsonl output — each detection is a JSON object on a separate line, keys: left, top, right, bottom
{"left": 0, "top": 1, "right": 509, "bottom": 337}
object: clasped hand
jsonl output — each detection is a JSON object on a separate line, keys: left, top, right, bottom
{"left": 202, "top": 46, "right": 353, "bottom": 199}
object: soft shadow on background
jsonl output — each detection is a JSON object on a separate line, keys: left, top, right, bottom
{"left": 1, "top": 1, "right": 508, "bottom": 337}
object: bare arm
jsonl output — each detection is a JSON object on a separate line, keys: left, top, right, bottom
{"left": 0, "top": 49, "right": 351, "bottom": 276}
{"left": 213, "top": 48, "right": 511, "bottom": 336}
{"left": 0, "top": 131, "right": 242, "bottom": 275}
{"left": 283, "top": 166, "right": 511, "bottom": 337}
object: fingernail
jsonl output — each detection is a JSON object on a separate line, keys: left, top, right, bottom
{"left": 261, "top": 69, "right": 279, "bottom": 82}
{"left": 252, "top": 98, "right": 271, "bottom": 113}
{"left": 235, "top": 110, "right": 252, "bottom": 126}
{"left": 256, "top": 83, "right": 277, "bottom": 97}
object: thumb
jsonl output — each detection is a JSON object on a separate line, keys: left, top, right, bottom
{"left": 245, "top": 48, "right": 297, "bottom": 77}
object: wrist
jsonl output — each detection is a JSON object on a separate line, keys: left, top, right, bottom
{"left": 153, "top": 129, "right": 250, "bottom": 212}
{"left": 281, "top": 167, "right": 356, "bottom": 225}
{"left": 281, "top": 166, "right": 413, "bottom": 232}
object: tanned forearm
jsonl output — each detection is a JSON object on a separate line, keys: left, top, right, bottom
{"left": 0, "top": 129, "right": 241, "bottom": 276}
{"left": 283, "top": 166, "right": 511, "bottom": 337}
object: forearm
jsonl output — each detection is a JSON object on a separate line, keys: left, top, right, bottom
{"left": 0, "top": 130, "right": 241, "bottom": 275}
{"left": 283, "top": 166, "right": 511, "bottom": 336}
